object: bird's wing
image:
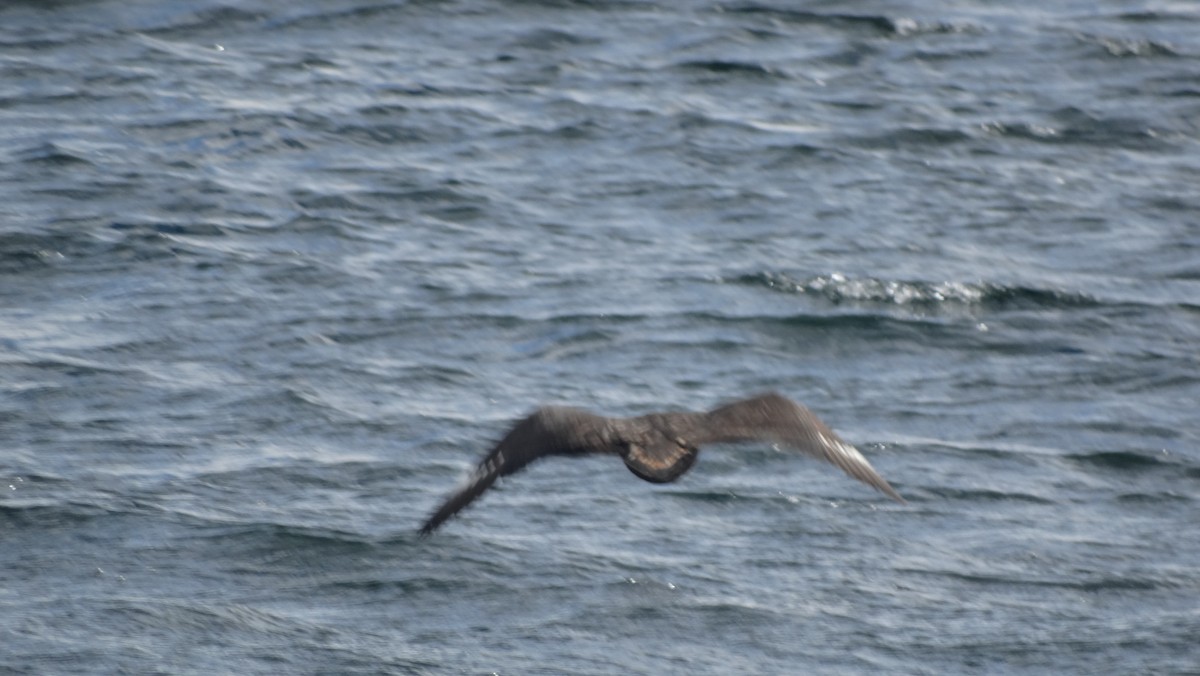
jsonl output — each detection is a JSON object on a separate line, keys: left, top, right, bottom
{"left": 695, "top": 392, "right": 905, "bottom": 503}
{"left": 419, "top": 407, "right": 609, "bottom": 534}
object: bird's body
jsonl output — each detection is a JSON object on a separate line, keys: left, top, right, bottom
{"left": 419, "top": 392, "right": 903, "bottom": 534}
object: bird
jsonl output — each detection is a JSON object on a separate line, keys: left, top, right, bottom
{"left": 419, "top": 391, "right": 904, "bottom": 534}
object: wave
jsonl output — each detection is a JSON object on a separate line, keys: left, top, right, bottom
{"left": 135, "top": 6, "right": 265, "bottom": 38}
{"left": 401, "top": 273, "right": 1098, "bottom": 326}
{"left": 201, "top": 521, "right": 377, "bottom": 550}
{"left": 1115, "top": 491, "right": 1191, "bottom": 504}
{"left": 0, "top": 220, "right": 240, "bottom": 274}
{"left": 0, "top": 228, "right": 100, "bottom": 273}
{"left": 1074, "top": 31, "right": 1183, "bottom": 59}
{"left": 0, "top": 501, "right": 100, "bottom": 530}
{"left": 920, "top": 487, "right": 1056, "bottom": 504}
{"left": 714, "top": 5, "right": 977, "bottom": 37}
{"left": 903, "top": 567, "right": 1181, "bottom": 592}
{"left": 15, "top": 140, "right": 97, "bottom": 167}
{"left": 736, "top": 271, "right": 1099, "bottom": 309}
{"left": 980, "top": 106, "right": 1171, "bottom": 150}
{"left": 847, "top": 126, "right": 975, "bottom": 150}
{"left": 0, "top": 479, "right": 148, "bottom": 530}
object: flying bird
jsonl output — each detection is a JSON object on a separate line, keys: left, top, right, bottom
{"left": 419, "top": 391, "right": 903, "bottom": 534}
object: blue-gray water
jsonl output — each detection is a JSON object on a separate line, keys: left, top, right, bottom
{"left": 3, "top": 1, "right": 1199, "bottom": 673}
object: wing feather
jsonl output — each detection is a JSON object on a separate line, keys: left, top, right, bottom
{"left": 696, "top": 392, "right": 905, "bottom": 503}
{"left": 419, "top": 407, "right": 609, "bottom": 534}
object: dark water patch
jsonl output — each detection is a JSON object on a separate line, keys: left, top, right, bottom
{"left": 0, "top": 231, "right": 80, "bottom": 272}
{"left": 0, "top": 485, "right": 152, "bottom": 530}
{"left": 7, "top": 353, "right": 141, "bottom": 379}
{"left": 686, "top": 597, "right": 788, "bottom": 626}
{"left": 662, "top": 489, "right": 743, "bottom": 504}
{"left": 633, "top": 330, "right": 752, "bottom": 352}
{"left": 1049, "top": 107, "right": 1171, "bottom": 149}
{"left": 1061, "top": 575, "right": 1170, "bottom": 593}
{"left": 1112, "top": 10, "right": 1200, "bottom": 23}
{"left": 1064, "top": 450, "right": 1172, "bottom": 471}
{"left": 198, "top": 521, "right": 378, "bottom": 554}
{"left": 714, "top": 5, "right": 959, "bottom": 37}
{"left": 757, "top": 140, "right": 831, "bottom": 168}
{"left": 335, "top": 101, "right": 522, "bottom": 147}
{"left": 703, "top": 318, "right": 957, "bottom": 354}
{"left": 512, "top": 326, "right": 617, "bottom": 359}
{"left": 354, "top": 102, "right": 414, "bottom": 120}
{"left": 900, "top": 45, "right": 994, "bottom": 64}
{"left": 290, "top": 189, "right": 390, "bottom": 213}
{"left": 541, "top": 117, "right": 605, "bottom": 141}
{"left": 1131, "top": 192, "right": 1200, "bottom": 217}
{"left": 1115, "top": 491, "right": 1190, "bottom": 505}
{"left": 747, "top": 311, "right": 988, "bottom": 355}
{"left": 32, "top": 182, "right": 135, "bottom": 203}
{"left": 0, "top": 501, "right": 101, "bottom": 530}
{"left": 262, "top": 2, "right": 413, "bottom": 32}
{"left": 333, "top": 120, "right": 430, "bottom": 146}
{"left": 109, "top": 220, "right": 228, "bottom": 238}
{"left": 1062, "top": 417, "right": 1183, "bottom": 441}
{"left": 14, "top": 141, "right": 96, "bottom": 167}
{"left": 983, "top": 108, "right": 1170, "bottom": 151}
{"left": 316, "top": 570, "right": 475, "bottom": 597}
{"left": 676, "top": 59, "right": 787, "bottom": 79}
{"left": 353, "top": 362, "right": 478, "bottom": 387}
{"left": 508, "top": 27, "right": 597, "bottom": 51}
{"left": 166, "top": 114, "right": 314, "bottom": 159}
{"left": 136, "top": 5, "right": 267, "bottom": 38}
{"left": 922, "top": 487, "right": 1056, "bottom": 504}
{"left": 500, "top": 0, "right": 650, "bottom": 9}
{"left": 266, "top": 212, "right": 384, "bottom": 247}
{"left": 433, "top": 309, "right": 650, "bottom": 326}
{"left": 310, "top": 183, "right": 491, "bottom": 217}
{"left": 848, "top": 126, "right": 974, "bottom": 150}
{"left": 976, "top": 284, "right": 1099, "bottom": 310}
{"left": 902, "top": 567, "right": 1169, "bottom": 593}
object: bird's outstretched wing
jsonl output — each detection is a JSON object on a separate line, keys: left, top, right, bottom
{"left": 419, "top": 406, "right": 609, "bottom": 534}
{"left": 419, "top": 393, "right": 904, "bottom": 534}
{"left": 696, "top": 392, "right": 905, "bottom": 503}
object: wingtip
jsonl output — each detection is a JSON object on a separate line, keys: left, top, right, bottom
{"left": 417, "top": 518, "right": 438, "bottom": 538}
{"left": 880, "top": 483, "right": 907, "bottom": 505}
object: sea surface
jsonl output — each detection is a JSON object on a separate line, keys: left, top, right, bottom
{"left": 2, "top": 1, "right": 1199, "bottom": 673}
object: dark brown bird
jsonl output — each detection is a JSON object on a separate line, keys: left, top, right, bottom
{"left": 419, "top": 391, "right": 904, "bottom": 534}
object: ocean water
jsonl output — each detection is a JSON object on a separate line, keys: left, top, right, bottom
{"left": 2, "top": 0, "right": 1199, "bottom": 673}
